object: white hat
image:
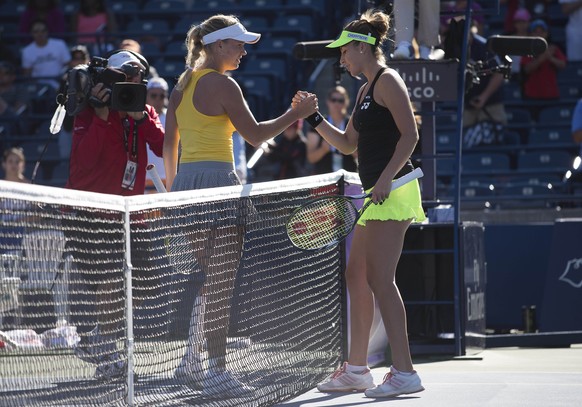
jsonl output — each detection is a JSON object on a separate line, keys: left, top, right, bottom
{"left": 202, "top": 23, "right": 261, "bottom": 45}
{"left": 147, "top": 77, "right": 168, "bottom": 92}
{"left": 108, "top": 50, "right": 146, "bottom": 71}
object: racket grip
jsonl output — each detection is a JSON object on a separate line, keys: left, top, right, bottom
{"left": 146, "top": 164, "right": 167, "bottom": 193}
{"left": 391, "top": 167, "right": 424, "bottom": 191}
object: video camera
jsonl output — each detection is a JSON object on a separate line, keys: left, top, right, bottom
{"left": 61, "top": 56, "right": 147, "bottom": 116}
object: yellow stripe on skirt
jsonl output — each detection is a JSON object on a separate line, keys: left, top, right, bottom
{"left": 358, "top": 178, "right": 427, "bottom": 226}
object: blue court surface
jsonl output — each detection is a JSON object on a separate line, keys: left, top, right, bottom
{"left": 278, "top": 345, "right": 582, "bottom": 406}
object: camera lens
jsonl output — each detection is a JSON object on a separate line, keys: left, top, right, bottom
{"left": 117, "top": 87, "right": 135, "bottom": 106}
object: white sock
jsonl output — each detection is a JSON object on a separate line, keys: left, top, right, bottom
{"left": 392, "top": 366, "right": 414, "bottom": 376}
{"left": 346, "top": 363, "right": 368, "bottom": 373}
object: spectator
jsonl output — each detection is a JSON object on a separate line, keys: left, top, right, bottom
{"left": 463, "top": 31, "right": 507, "bottom": 134}
{"left": 71, "top": 0, "right": 118, "bottom": 57}
{"left": 21, "top": 19, "right": 71, "bottom": 91}
{"left": 306, "top": 85, "right": 357, "bottom": 174}
{"left": 57, "top": 45, "right": 91, "bottom": 159}
{"left": 392, "top": 0, "right": 443, "bottom": 60}
{"left": 145, "top": 76, "right": 169, "bottom": 191}
{"left": 560, "top": 0, "right": 582, "bottom": 61}
{"left": 2, "top": 147, "right": 30, "bottom": 183}
{"left": 18, "top": 0, "right": 66, "bottom": 43}
{"left": 441, "top": 0, "right": 485, "bottom": 37}
{"left": 521, "top": 19, "right": 567, "bottom": 118}
{"left": 65, "top": 49, "right": 165, "bottom": 380}
{"left": 0, "top": 62, "right": 31, "bottom": 135}
{"left": 506, "top": 8, "right": 531, "bottom": 78}
{"left": 118, "top": 38, "right": 160, "bottom": 79}
{"left": 264, "top": 119, "right": 308, "bottom": 180}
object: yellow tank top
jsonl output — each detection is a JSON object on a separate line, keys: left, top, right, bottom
{"left": 176, "top": 69, "right": 235, "bottom": 163}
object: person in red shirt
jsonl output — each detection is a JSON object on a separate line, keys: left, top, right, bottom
{"left": 65, "top": 50, "right": 164, "bottom": 380}
{"left": 521, "top": 19, "right": 567, "bottom": 118}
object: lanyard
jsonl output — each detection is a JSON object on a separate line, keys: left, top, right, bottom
{"left": 122, "top": 117, "right": 139, "bottom": 159}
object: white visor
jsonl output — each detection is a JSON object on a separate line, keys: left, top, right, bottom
{"left": 202, "top": 23, "right": 261, "bottom": 45}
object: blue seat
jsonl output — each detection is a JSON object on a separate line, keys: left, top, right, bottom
{"left": 436, "top": 157, "right": 456, "bottom": 176}
{"left": 518, "top": 150, "right": 574, "bottom": 172}
{"left": 272, "top": 15, "right": 315, "bottom": 39}
{"left": 527, "top": 128, "right": 573, "bottom": 146}
{"left": 109, "top": 1, "right": 139, "bottom": 13}
{"left": 462, "top": 152, "right": 510, "bottom": 173}
{"left": 559, "top": 84, "right": 581, "bottom": 101}
{"left": 164, "top": 41, "right": 187, "bottom": 58}
{"left": 126, "top": 19, "right": 171, "bottom": 36}
{"left": 237, "top": 75, "right": 273, "bottom": 102}
{"left": 538, "top": 106, "right": 574, "bottom": 125}
{"left": 142, "top": 0, "right": 189, "bottom": 13}
{"left": 240, "top": 16, "right": 270, "bottom": 31}
{"left": 435, "top": 133, "right": 457, "bottom": 152}
{"left": 497, "top": 184, "right": 555, "bottom": 208}
{"left": 557, "top": 62, "right": 582, "bottom": 85}
{"left": 243, "top": 57, "right": 287, "bottom": 77}
{"left": 156, "top": 58, "right": 186, "bottom": 81}
{"left": 255, "top": 36, "right": 298, "bottom": 56}
{"left": 505, "top": 108, "right": 532, "bottom": 126}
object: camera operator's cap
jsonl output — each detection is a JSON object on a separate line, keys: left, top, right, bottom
{"left": 326, "top": 30, "right": 377, "bottom": 48}
{"left": 107, "top": 50, "right": 147, "bottom": 71}
{"left": 202, "top": 22, "right": 261, "bottom": 45}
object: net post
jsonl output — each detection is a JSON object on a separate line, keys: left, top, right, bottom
{"left": 124, "top": 205, "right": 135, "bottom": 406}
{"left": 338, "top": 175, "right": 349, "bottom": 363}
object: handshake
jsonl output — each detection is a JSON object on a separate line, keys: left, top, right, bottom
{"left": 291, "top": 91, "right": 324, "bottom": 128}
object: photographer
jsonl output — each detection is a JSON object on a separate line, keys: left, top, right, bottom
{"left": 66, "top": 49, "right": 164, "bottom": 195}
{"left": 64, "top": 49, "right": 164, "bottom": 380}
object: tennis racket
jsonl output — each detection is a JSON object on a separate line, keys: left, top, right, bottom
{"left": 286, "top": 167, "right": 424, "bottom": 251}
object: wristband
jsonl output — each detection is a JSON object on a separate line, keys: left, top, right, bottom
{"left": 135, "top": 111, "right": 148, "bottom": 125}
{"left": 305, "top": 111, "right": 324, "bottom": 128}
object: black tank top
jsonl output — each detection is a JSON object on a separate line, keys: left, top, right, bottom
{"left": 353, "top": 67, "right": 413, "bottom": 191}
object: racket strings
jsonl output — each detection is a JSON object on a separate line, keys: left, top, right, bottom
{"left": 287, "top": 198, "right": 359, "bottom": 250}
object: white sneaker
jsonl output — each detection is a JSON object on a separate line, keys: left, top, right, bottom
{"left": 392, "top": 41, "right": 413, "bottom": 59}
{"left": 174, "top": 353, "right": 205, "bottom": 390}
{"left": 202, "top": 370, "right": 254, "bottom": 397}
{"left": 317, "top": 362, "right": 374, "bottom": 392}
{"left": 364, "top": 366, "right": 424, "bottom": 398}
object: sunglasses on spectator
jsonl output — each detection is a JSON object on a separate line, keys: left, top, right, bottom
{"left": 329, "top": 97, "right": 345, "bottom": 104}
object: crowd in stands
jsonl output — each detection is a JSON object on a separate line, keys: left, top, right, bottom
{"left": 0, "top": 0, "right": 580, "bottom": 208}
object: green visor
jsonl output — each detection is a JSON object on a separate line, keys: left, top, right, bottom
{"left": 326, "top": 30, "right": 377, "bottom": 48}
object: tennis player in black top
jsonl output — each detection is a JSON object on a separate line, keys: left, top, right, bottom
{"left": 293, "top": 8, "right": 426, "bottom": 398}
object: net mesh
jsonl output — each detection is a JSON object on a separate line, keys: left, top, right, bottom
{"left": 0, "top": 172, "right": 355, "bottom": 406}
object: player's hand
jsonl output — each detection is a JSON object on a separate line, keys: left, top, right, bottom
{"left": 293, "top": 93, "right": 318, "bottom": 118}
{"left": 291, "top": 90, "right": 312, "bottom": 109}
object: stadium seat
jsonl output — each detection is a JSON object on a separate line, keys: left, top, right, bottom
{"left": 255, "top": 36, "right": 299, "bottom": 57}
{"left": 435, "top": 133, "right": 457, "bottom": 152}
{"left": 527, "top": 128, "right": 574, "bottom": 146}
{"left": 126, "top": 19, "right": 171, "bottom": 38}
{"left": 243, "top": 57, "right": 287, "bottom": 77}
{"left": 505, "top": 108, "right": 532, "bottom": 127}
{"left": 496, "top": 184, "right": 555, "bottom": 208}
{"left": 109, "top": 1, "right": 139, "bottom": 14}
{"left": 164, "top": 41, "right": 187, "bottom": 59}
{"left": 240, "top": 16, "right": 271, "bottom": 32}
{"left": 142, "top": 0, "right": 189, "bottom": 13}
{"left": 462, "top": 152, "right": 510, "bottom": 174}
{"left": 272, "top": 15, "right": 316, "bottom": 39}
{"left": 559, "top": 84, "right": 581, "bottom": 101}
{"left": 538, "top": 106, "right": 574, "bottom": 126}
{"left": 156, "top": 58, "right": 186, "bottom": 81}
{"left": 517, "top": 150, "right": 574, "bottom": 173}
{"left": 557, "top": 62, "right": 582, "bottom": 85}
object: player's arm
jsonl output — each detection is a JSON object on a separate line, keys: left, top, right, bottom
{"left": 220, "top": 76, "right": 317, "bottom": 147}
{"left": 163, "top": 88, "right": 182, "bottom": 191}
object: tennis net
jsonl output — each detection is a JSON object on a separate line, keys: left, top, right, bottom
{"left": 0, "top": 171, "right": 358, "bottom": 406}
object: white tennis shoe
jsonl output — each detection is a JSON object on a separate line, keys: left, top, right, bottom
{"left": 174, "top": 353, "right": 205, "bottom": 390}
{"left": 364, "top": 366, "right": 424, "bottom": 398}
{"left": 317, "top": 362, "right": 374, "bottom": 392}
{"left": 201, "top": 370, "right": 254, "bottom": 397}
